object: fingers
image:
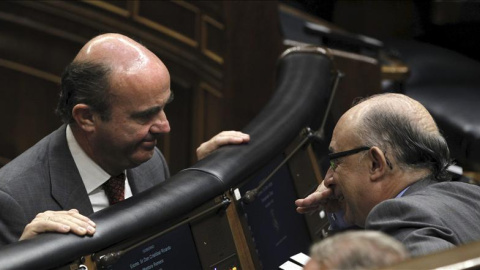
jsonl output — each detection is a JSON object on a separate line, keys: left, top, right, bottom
{"left": 295, "top": 188, "right": 330, "bottom": 213}
{"left": 19, "top": 209, "right": 96, "bottom": 241}
{"left": 211, "top": 131, "right": 250, "bottom": 142}
{"left": 196, "top": 131, "right": 250, "bottom": 160}
{"left": 296, "top": 205, "right": 323, "bottom": 214}
{"left": 295, "top": 183, "right": 342, "bottom": 214}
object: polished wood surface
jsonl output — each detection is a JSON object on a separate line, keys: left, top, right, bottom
{"left": 384, "top": 240, "right": 480, "bottom": 270}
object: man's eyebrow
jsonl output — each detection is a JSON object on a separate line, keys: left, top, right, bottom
{"left": 167, "top": 90, "right": 174, "bottom": 104}
{"left": 130, "top": 91, "right": 174, "bottom": 119}
{"left": 131, "top": 106, "right": 161, "bottom": 119}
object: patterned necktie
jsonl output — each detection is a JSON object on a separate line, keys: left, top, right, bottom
{"left": 103, "top": 173, "right": 126, "bottom": 205}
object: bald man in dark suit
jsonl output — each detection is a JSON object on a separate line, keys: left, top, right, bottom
{"left": 0, "top": 33, "right": 249, "bottom": 246}
{"left": 296, "top": 93, "right": 480, "bottom": 256}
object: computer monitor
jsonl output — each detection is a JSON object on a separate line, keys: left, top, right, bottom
{"left": 95, "top": 196, "right": 241, "bottom": 270}
{"left": 107, "top": 223, "right": 202, "bottom": 270}
{"left": 238, "top": 154, "right": 313, "bottom": 269}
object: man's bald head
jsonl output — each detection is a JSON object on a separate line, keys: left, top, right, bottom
{"left": 339, "top": 93, "right": 451, "bottom": 180}
{"left": 306, "top": 230, "right": 409, "bottom": 270}
{"left": 74, "top": 33, "right": 165, "bottom": 74}
{"left": 349, "top": 93, "right": 439, "bottom": 135}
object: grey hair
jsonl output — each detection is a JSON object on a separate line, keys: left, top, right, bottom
{"left": 310, "top": 230, "right": 409, "bottom": 270}
{"left": 354, "top": 94, "right": 452, "bottom": 181}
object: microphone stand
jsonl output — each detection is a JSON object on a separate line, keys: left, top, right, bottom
{"left": 242, "top": 69, "right": 343, "bottom": 204}
{"left": 242, "top": 127, "right": 316, "bottom": 204}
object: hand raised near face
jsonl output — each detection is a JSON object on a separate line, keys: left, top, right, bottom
{"left": 19, "top": 209, "right": 96, "bottom": 241}
{"left": 196, "top": 131, "right": 250, "bottom": 160}
{"left": 295, "top": 170, "right": 342, "bottom": 214}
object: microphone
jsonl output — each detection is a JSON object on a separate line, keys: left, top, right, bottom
{"left": 241, "top": 127, "right": 315, "bottom": 204}
{"left": 242, "top": 188, "right": 259, "bottom": 204}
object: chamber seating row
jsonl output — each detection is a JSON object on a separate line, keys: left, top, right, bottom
{"left": 384, "top": 38, "right": 480, "bottom": 175}
{"left": 280, "top": 4, "right": 480, "bottom": 178}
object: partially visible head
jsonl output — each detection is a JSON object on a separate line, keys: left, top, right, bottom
{"left": 57, "top": 33, "right": 173, "bottom": 175}
{"left": 325, "top": 93, "right": 451, "bottom": 226}
{"left": 305, "top": 230, "right": 409, "bottom": 270}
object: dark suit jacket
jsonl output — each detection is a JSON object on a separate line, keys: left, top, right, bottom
{"left": 366, "top": 177, "right": 480, "bottom": 256}
{"left": 0, "top": 125, "right": 169, "bottom": 246}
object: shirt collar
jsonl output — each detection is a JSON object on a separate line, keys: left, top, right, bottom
{"left": 395, "top": 186, "right": 410, "bottom": 198}
{"left": 66, "top": 125, "right": 120, "bottom": 194}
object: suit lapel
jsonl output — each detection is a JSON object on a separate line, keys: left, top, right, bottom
{"left": 127, "top": 148, "right": 169, "bottom": 195}
{"left": 48, "top": 126, "right": 94, "bottom": 216}
{"left": 127, "top": 167, "right": 153, "bottom": 195}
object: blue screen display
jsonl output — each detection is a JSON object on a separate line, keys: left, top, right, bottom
{"left": 108, "top": 223, "right": 202, "bottom": 270}
{"left": 239, "top": 155, "right": 312, "bottom": 269}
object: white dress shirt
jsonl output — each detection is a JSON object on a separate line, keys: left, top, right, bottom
{"left": 66, "top": 125, "right": 133, "bottom": 212}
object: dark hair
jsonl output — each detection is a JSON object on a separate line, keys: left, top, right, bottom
{"left": 56, "top": 61, "right": 112, "bottom": 123}
{"left": 356, "top": 98, "right": 452, "bottom": 181}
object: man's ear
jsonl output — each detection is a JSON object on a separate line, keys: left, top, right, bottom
{"left": 72, "top": 104, "right": 96, "bottom": 132}
{"left": 368, "top": 147, "right": 388, "bottom": 181}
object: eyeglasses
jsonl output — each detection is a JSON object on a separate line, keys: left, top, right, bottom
{"left": 328, "top": 146, "right": 370, "bottom": 171}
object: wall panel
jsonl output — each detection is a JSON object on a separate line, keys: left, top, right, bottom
{"left": 0, "top": 67, "right": 61, "bottom": 160}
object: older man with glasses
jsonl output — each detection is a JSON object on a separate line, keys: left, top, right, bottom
{"left": 296, "top": 93, "right": 480, "bottom": 257}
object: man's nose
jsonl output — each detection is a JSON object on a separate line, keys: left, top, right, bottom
{"left": 150, "top": 111, "right": 170, "bottom": 134}
{"left": 323, "top": 168, "right": 335, "bottom": 188}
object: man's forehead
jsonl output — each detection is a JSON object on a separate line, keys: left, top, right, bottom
{"left": 331, "top": 115, "right": 360, "bottom": 150}
{"left": 108, "top": 85, "right": 171, "bottom": 115}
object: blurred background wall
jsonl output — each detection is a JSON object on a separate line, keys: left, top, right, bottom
{"left": 1, "top": 0, "right": 478, "bottom": 173}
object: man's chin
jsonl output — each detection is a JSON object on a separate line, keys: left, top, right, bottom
{"left": 344, "top": 211, "right": 364, "bottom": 228}
{"left": 140, "top": 140, "right": 157, "bottom": 150}
{"left": 130, "top": 151, "right": 155, "bottom": 167}
{"left": 343, "top": 208, "right": 355, "bottom": 226}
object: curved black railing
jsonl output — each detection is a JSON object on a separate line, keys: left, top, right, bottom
{"left": 0, "top": 46, "right": 337, "bottom": 269}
